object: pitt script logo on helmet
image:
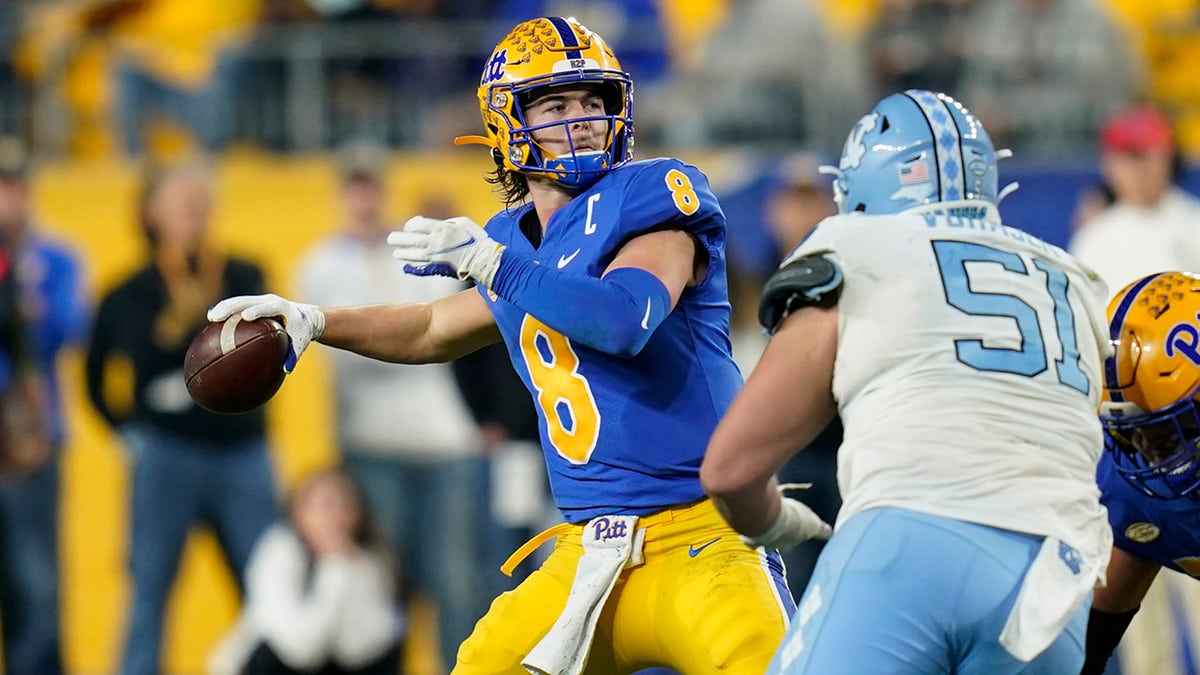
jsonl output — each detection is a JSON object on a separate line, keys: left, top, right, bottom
{"left": 455, "top": 17, "right": 634, "bottom": 190}
{"left": 820, "top": 90, "right": 1016, "bottom": 221}
{"left": 1101, "top": 271, "right": 1200, "bottom": 499}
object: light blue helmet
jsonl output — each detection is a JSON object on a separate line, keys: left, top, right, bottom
{"left": 830, "top": 90, "right": 1006, "bottom": 216}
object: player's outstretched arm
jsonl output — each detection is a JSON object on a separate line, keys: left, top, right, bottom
{"left": 391, "top": 215, "right": 697, "bottom": 357}
{"left": 702, "top": 304, "right": 838, "bottom": 545}
{"left": 1082, "top": 547, "right": 1161, "bottom": 675}
{"left": 209, "top": 288, "right": 499, "bottom": 369}
{"left": 321, "top": 289, "right": 500, "bottom": 363}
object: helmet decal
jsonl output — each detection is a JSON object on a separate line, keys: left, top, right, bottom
{"left": 907, "top": 90, "right": 962, "bottom": 201}
{"left": 546, "top": 16, "right": 584, "bottom": 56}
{"left": 1166, "top": 320, "right": 1200, "bottom": 364}
{"left": 481, "top": 49, "right": 508, "bottom": 86}
{"left": 1103, "top": 272, "right": 1162, "bottom": 399}
{"left": 839, "top": 112, "right": 877, "bottom": 171}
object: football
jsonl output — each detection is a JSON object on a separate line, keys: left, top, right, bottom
{"left": 184, "top": 316, "right": 289, "bottom": 414}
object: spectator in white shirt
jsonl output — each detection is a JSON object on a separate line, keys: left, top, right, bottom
{"left": 208, "top": 468, "right": 404, "bottom": 675}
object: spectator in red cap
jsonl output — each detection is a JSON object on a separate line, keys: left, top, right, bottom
{"left": 1069, "top": 103, "right": 1200, "bottom": 291}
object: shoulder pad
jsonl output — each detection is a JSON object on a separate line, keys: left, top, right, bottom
{"left": 758, "top": 254, "right": 843, "bottom": 334}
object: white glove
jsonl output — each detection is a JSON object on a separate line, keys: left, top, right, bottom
{"left": 740, "top": 496, "right": 832, "bottom": 551}
{"left": 388, "top": 216, "right": 506, "bottom": 287}
{"left": 207, "top": 294, "right": 325, "bottom": 373}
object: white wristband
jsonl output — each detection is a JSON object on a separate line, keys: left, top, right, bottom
{"left": 740, "top": 497, "right": 832, "bottom": 551}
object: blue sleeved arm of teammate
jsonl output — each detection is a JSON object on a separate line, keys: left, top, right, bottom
{"left": 491, "top": 254, "right": 671, "bottom": 358}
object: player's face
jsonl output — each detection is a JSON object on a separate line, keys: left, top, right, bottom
{"left": 1130, "top": 415, "right": 1200, "bottom": 465}
{"left": 523, "top": 84, "right": 611, "bottom": 158}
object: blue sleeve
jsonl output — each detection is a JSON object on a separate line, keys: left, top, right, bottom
{"left": 491, "top": 259, "right": 671, "bottom": 358}
{"left": 619, "top": 159, "right": 726, "bottom": 285}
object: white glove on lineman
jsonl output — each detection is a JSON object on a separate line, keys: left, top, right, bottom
{"left": 740, "top": 495, "right": 833, "bottom": 551}
{"left": 388, "top": 216, "right": 506, "bottom": 287}
{"left": 208, "top": 294, "right": 325, "bottom": 373}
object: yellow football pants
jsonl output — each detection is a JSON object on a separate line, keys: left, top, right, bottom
{"left": 454, "top": 499, "right": 793, "bottom": 673}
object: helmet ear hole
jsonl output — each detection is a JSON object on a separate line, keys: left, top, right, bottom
{"left": 490, "top": 147, "right": 504, "bottom": 166}
{"left": 880, "top": 116, "right": 891, "bottom": 133}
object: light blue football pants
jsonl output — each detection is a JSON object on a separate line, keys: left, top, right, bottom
{"left": 770, "top": 507, "right": 1091, "bottom": 674}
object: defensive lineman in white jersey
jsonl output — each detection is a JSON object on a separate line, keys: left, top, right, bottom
{"left": 702, "top": 89, "right": 1113, "bottom": 674}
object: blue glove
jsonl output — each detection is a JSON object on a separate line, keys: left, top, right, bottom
{"left": 388, "top": 216, "right": 506, "bottom": 287}
{"left": 207, "top": 294, "right": 325, "bottom": 373}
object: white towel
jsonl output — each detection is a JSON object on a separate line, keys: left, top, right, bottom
{"left": 999, "top": 537, "right": 1102, "bottom": 661}
{"left": 523, "top": 515, "right": 643, "bottom": 675}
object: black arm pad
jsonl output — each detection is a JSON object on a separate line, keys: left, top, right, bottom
{"left": 758, "top": 254, "right": 843, "bottom": 334}
{"left": 1080, "top": 606, "right": 1138, "bottom": 675}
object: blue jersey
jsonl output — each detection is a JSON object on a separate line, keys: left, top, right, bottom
{"left": 1098, "top": 450, "right": 1200, "bottom": 576}
{"left": 478, "top": 158, "right": 742, "bottom": 523}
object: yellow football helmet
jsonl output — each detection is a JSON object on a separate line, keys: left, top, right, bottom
{"left": 1101, "top": 271, "right": 1200, "bottom": 498}
{"left": 457, "top": 17, "right": 633, "bottom": 189}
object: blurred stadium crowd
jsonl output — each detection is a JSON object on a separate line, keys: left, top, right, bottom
{"left": 1, "top": 0, "right": 1197, "bottom": 158}
{"left": 0, "top": 0, "right": 1199, "bottom": 674}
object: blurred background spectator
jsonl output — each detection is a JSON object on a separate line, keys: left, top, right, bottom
{"left": 861, "top": 0, "right": 974, "bottom": 101}
{"left": 84, "top": 161, "right": 278, "bottom": 675}
{"left": 0, "top": 135, "right": 87, "bottom": 675}
{"left": 451, "top": 342, "right": 551, "bottom": 598}
{"left": 0, "top": 4, "right": 26, "bottom": 136}
{"left": 75, "top": 0, "right": 262, "bottom": 157}
{"left": 208, "top": 468, "right": 404, "bottom": 675}
{"left": 727, "top": 153, "right": 843, "bottom": 596}
{"left": 650, "top": 0, "right": 867, "bottom": 152}
{"left": 958, "top": 0, "right": 1143, "bottom": 157}
{"left": 1069, "top": 103, "right": 1200, "bottom": 289}
{"left": 294, "top": 140, "right": 488, "bottom": 672}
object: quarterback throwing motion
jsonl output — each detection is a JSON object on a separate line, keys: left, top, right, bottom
{"left": 211, "top": 17, "right": 824, "bottom": 674}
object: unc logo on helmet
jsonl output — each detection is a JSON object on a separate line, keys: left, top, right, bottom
{"left": 1101, "top": 272, "right": 1200, "bottom": 499}
{"left": 826, "top": 90, "right": 1007, "bottom": 218}
{"left": 839, "top": 112, "right": 877, "bottom": 172}
{"left": 458, "top": 17, "right": 634, "bottom": 190}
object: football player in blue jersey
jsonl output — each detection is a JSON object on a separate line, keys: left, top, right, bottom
{"left": 209, "top": 16, "right": 830, "bottom": 673}
{"left": 1083, "top": 271, "right": 1200, "bottom": 675}
{"left": 702, "top": 90, "right": 1114, "bottom": 674}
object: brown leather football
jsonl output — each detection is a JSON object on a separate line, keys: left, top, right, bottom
{"left": 184, "top": 316, "right": 289, "bottom": 414}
